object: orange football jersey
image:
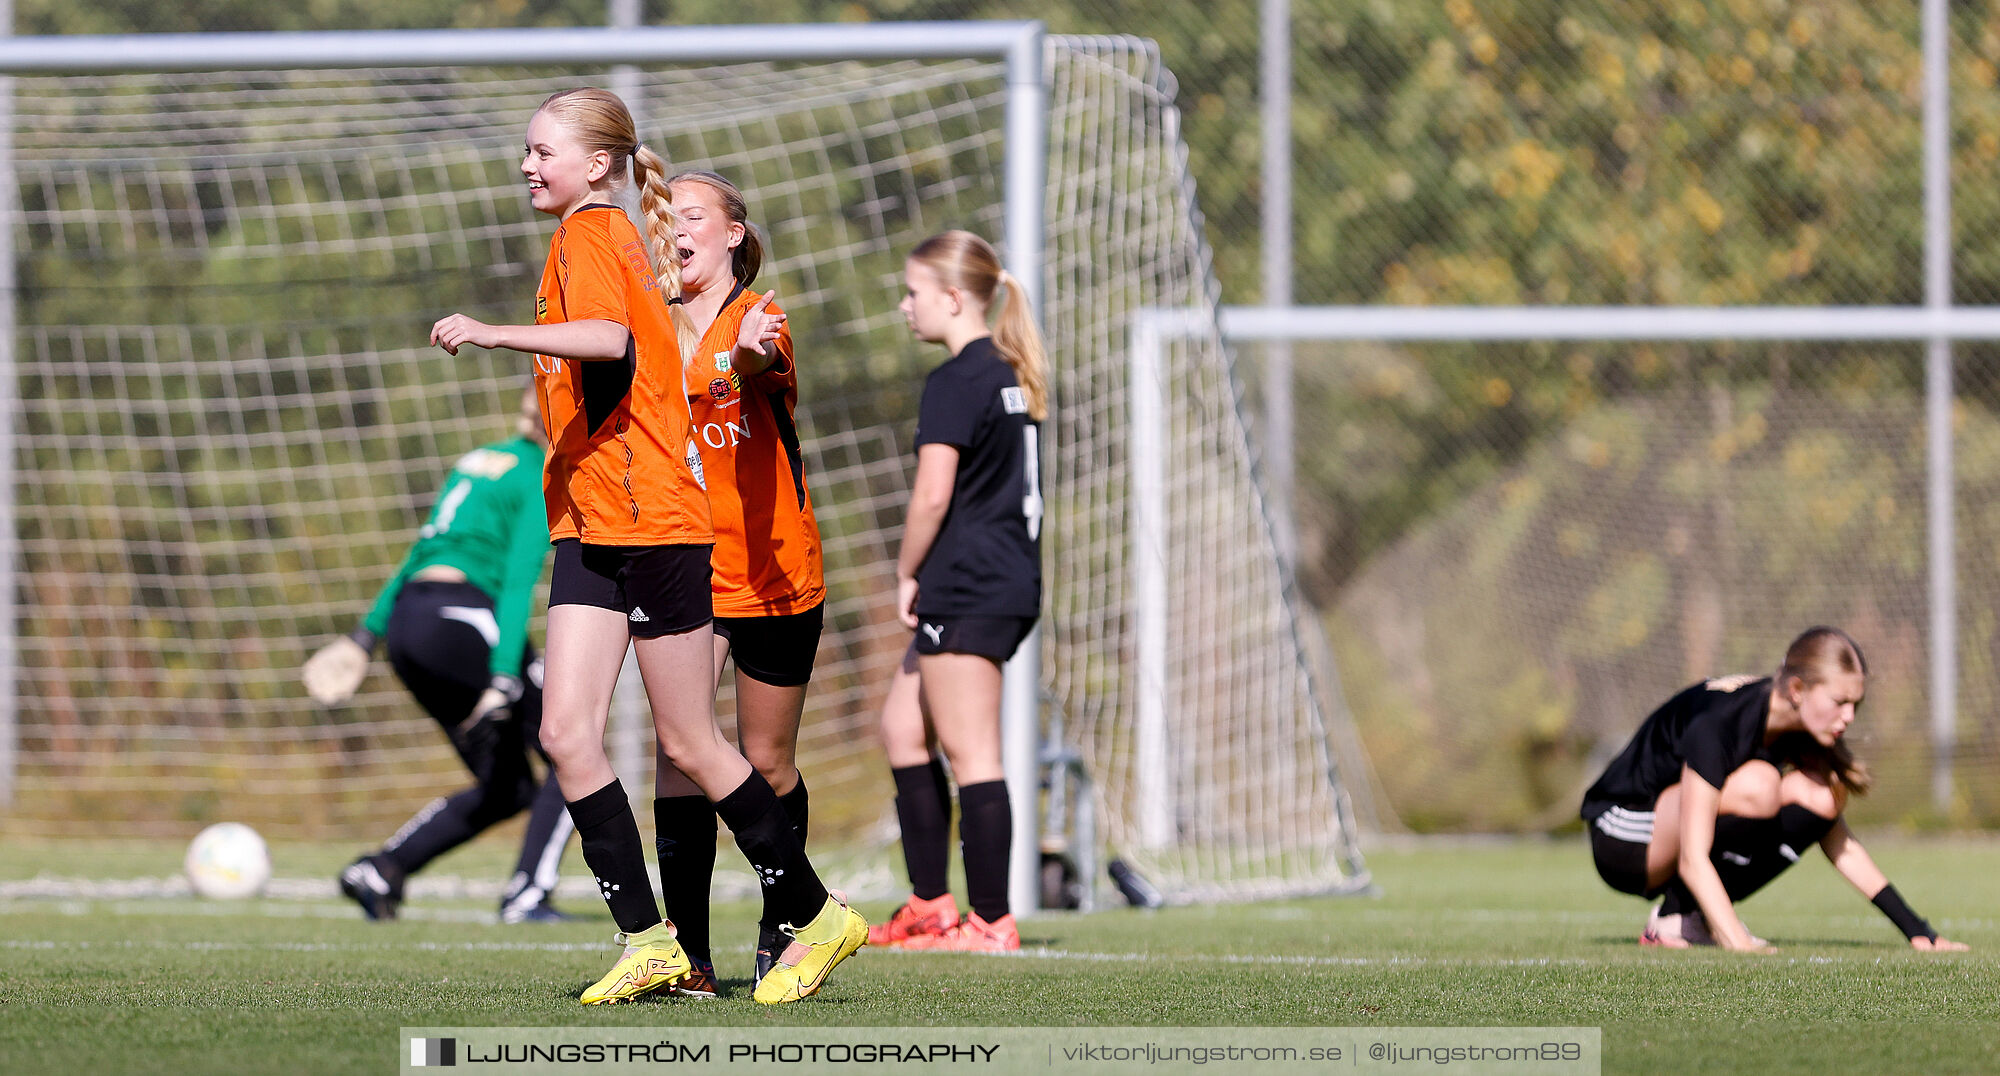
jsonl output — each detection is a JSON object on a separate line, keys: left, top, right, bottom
{"left": 683, "top": 284, "right": 824, "bottom": 614}
{"left": 533, "top": 205, "right": 713, "bottom": 547}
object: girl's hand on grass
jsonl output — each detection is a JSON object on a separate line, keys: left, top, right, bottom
{"left": 1912, "top": 935, "right": 1968, "bottom": 952}
{"left": 1721, "top": 930, "right": 1775, "bottom": 954}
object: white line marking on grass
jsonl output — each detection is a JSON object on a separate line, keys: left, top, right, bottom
{"left": 0, "top": 898, "right": 497, "bottom": 923}
{"left": 1346, "top": 908, "right": 1639, "bottom": 924}
{"left": 3, "top": 935, "right": 1958, "bottom": 969}
{"left": 869, "top": 945, "right": 1971, "bottom": 969}
{"left": 0, "top": 871, "right": 906, "bottom": 904}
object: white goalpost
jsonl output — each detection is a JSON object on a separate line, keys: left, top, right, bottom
{"left": 0, "top": 23, "right": 1371, "bottom": 907}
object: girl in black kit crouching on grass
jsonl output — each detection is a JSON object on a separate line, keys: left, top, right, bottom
{"left": 1583, "top": 626, "right": 1967, "bottom": 952}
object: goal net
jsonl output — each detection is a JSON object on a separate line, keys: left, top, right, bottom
{"left": 1, "top": 33, "right": 1369, "bottom": 902}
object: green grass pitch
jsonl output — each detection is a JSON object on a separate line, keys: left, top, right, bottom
{"left": 2, "top": 837, "right": 1996, "bottom": 1074}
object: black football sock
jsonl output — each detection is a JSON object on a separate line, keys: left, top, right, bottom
{"left": 763, "top": 777, "right": 812, "bottom": 937}
{"left": 565, "top": 778, "right": 661, "bottom": 934}
{"left": 779, "top": 776, "right": 810, "bottom": 846}
{"left": 957, "top": 779, "right": 1013, "bottom": 923}
{"left": 1776, "top": 803, "right": 1839, "bottom": 851}
{"left": 892, "top": 760, "right": 953, "bottom": 901}
{"left": 1657, "top": 880, "right": 1695, "bottom": 918}
{"left": 715, "top": 771, "right": 828, "bottom": 929}
{"left": 501, "top": 778, "right": 573, "bottom": 918}
{"left": 1712, "top": 806, "right": 1837, "bottom": 903}
{"left": 653, "top": 795, "right": 717, "bottom": 964}
{"left": 930, "top": 756, "right": 953, "bottom": 828}
{"left": 381, "top": 788, "right": 485, "bottom": 876}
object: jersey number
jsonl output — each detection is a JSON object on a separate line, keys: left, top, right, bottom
{"left": 422, "top": 478, "right": 473, "bottom": 539}
{"left": 1022, "top": 426, "right": 1043, "bottom": 541}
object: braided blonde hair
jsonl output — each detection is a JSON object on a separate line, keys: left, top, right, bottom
{"left": 535, "top": 89, "right": 697, "bottom": 353}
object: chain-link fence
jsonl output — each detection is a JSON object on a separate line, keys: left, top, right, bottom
{"left": 1223, "top": 3, "right": 2000, "bottom": 832}
{"left": 1238, "top": 337, "right": 2000, "bottom": 832}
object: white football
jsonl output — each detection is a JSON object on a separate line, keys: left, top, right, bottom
{"left": 184, "top": 822, "right": 271, "bottom": 900}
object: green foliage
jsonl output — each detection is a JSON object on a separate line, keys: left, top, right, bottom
{"left": 1302, "top": 0, "right": 1945, "bottom": 307}
{"left": 16, "top": 0, "right": 609, "bottom": 34}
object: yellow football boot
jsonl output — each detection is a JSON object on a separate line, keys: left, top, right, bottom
{"left": 751, "top": 894, "right": 868, "bottom": 1005}
{"left": 578, "top": 921, "right": 691, "bottom": 1005}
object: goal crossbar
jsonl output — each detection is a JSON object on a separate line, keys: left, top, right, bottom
{"left": 1215, "top": 305, "right": 2000, "bottom": 342}
{"left": 0, "top": 23, "right": 1046, "bottom": 72}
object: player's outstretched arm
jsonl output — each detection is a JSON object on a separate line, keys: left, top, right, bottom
{"left": 1819, "top": 819, "right": 1969, "bottom": 951}
{"left": 314, "top": 531, "right": 422, "bottom": 707}
{"left": 430, "top": 314, "right": 629, "bottom": 361}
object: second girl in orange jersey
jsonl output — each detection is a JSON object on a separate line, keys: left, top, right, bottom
{"left": 651, "top": 169, "right": 832, "bottom": 994}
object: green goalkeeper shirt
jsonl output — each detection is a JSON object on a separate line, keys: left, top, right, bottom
{"left": 361, "top": 435, "right": 549, "bottom": 679}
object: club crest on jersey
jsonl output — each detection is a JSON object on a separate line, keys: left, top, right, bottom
{"left": 1001, "top": 386, "right": 1028, "bottom": 414}
{"left": 709, "top": 377, "right": 734, "bottom": 403}
{"left": 713, "top": 351, "right": 732, "bottom": 373}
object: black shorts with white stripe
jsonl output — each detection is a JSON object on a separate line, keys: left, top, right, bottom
{"left": 1588, "top": 805, "right": 1662, "bottom": 898}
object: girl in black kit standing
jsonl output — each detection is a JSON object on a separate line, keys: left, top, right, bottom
{"left": 1582, "top": 626, "right": 1967, "bottom": 953}
{"left": 871, "top": 230, "right": 1048, "bottom": 952}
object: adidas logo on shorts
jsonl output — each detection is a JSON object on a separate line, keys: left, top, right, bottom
{"left": 629, "top": 607, "right": 650, "bottom": 624}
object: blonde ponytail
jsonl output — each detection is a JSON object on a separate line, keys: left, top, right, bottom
{"left": 909, "top": 230, "right": 1051, "bottom": 421}
{"left": 992, "top": 272, "right": 1049, "bottom": 421}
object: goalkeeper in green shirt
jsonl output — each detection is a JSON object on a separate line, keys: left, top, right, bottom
{"left": 303, "top": 389, "right": 572, "bottom": 923}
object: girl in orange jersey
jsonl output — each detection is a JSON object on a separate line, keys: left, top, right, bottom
{"left": 871, "top": 230, "right": 1049, "bottom": 953}
{"left": 647, "top": 169, "right": 830, "bottom": 996}
{"left": 429, "top": 89, "right": 863, "bottom": 1006}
